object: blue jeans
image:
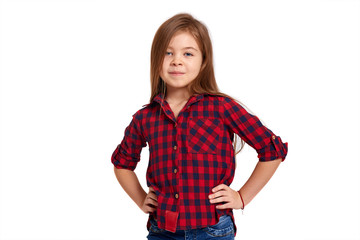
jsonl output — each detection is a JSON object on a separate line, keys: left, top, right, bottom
{"left": 146, "top": 215, "right": 235, "bottom": 240}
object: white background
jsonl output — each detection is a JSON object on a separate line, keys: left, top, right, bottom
{"left": 1, "top": 0, "right": 359, "bottom": 239}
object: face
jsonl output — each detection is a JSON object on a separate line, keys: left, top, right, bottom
{"left": 160, "top": 31, "right": 203, "bottom": 94}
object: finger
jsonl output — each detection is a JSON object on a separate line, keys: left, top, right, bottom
{"left": 209, "top": 192, "right": 223, "bottom": 200}
{"left": 209, "top": 189, "right": 229, "bottom": 200}
{"left": 145, "top": 194, "right": 158, "bottom": 203}
{"left": 209, "top": 196, "right": 228, "bottom": 204}
{"left": 146, "top": 197, "right": 158, "bottom": 207}
{"left": 148, "top": 188, "right": 157, "bottom": 196}
{"left": 148, "top": 190, "right": 157, "bottom": 197}
{"left": 145, "top": 205, "right": 156, "bottom": 213}
{"left": 147, "top": 192, "right": 158, "bottom": 202}
{"left": 216, "top": 202, "right": 232, "bottom": 210}
{"left": 146, "top": 203, "right": 157, "bottom": 209}
{"left": 212, "top": 184, "right": 229, "bottom": 193}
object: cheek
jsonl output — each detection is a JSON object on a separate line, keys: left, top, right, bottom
{"left": 161, "top": 59, "right": 169, "bottom": 71}
{"left": 159, "top": 60, "right": 167, "bottom": 75}
{"left": 193, "top": 59, "right": 203, "bottom": 74}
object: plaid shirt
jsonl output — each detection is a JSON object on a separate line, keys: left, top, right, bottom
{"left": 111, "top": 93, "right": 288, "bottom": 236}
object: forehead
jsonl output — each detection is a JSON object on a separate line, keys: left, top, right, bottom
{"left": 167, "top": 31, "right": 200, "bottom": 50}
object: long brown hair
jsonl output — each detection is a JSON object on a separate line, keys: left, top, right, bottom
{"left": 149, "top": 13, "right": 254, "bottom": 157}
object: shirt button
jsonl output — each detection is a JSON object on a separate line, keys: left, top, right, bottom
{"left": 272, "top": 135, "right": 276, "bottom": 140}
{"left": 173, "top": 168, "right": 178, "bottom": 174}
{"left": 173, "top": 145, "right": 177, "bottom": 150}
{"left": 174, "top": 123, "right": 177, "bottom": 128}
{"left": 175, "top": 193, "right": 179, "bottom": 199}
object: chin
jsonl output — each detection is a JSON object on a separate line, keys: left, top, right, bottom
{"left": 166, "top": 80, "right": 191, "bottom": 89}
{"left": 168, "top": 85, "right": 189, "bottom": 90}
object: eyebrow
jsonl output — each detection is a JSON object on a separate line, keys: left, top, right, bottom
{"left": 167, "top": 46, "right": 199, "bottom": 51}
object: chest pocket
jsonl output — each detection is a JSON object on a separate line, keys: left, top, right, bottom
{"left": 188, "top": 118, "right": 221, "bottom": 154}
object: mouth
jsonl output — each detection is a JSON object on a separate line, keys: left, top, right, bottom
{"left": 169, "top": 71, "right": 185, "bottom": 76}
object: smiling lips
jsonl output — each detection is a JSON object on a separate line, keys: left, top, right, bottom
{"left": 169, "top": 71, "right": 185, "bottom": 76}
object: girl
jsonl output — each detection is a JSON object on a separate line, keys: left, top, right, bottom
{"left": 111, "top": 13, "right": 288, "bottom": 240}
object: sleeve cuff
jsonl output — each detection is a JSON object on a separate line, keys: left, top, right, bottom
{"left": 111, "top": 145, "right": 138, "bottom": 171}
{"left": 257, "top": 135, "right": 288, "bottom": 162}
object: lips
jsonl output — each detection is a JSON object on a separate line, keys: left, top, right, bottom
{"left": 169, "top": 71, "right": 185, "bottom": 76}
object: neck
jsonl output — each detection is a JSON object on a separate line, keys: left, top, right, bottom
{"left": 165, "top": 87, "right": 191, "bottom": 104}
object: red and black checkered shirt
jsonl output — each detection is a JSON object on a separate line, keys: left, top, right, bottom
{"left": 111, "top": 93, "right": 288, "bottom": 236}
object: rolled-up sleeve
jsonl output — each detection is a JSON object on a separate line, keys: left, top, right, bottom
{"left": 111, "top": 113, "right": 147, "bottom": 170}
{"left": 222, "top": 97, "right": 288, "bottom": 162}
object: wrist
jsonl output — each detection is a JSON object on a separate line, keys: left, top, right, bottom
{"left": 237, "top": 190, "right": 245, "bottom": 210}
{"left": 136, "top": 190, "right": 147, "bottom": 209}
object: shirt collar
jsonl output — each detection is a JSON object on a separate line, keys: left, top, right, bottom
{"left": 152, "top": 92, "right": 205, "bottom": 107}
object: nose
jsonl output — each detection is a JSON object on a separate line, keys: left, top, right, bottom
{"left": 171, "top": 55, "right": 182, "bottom": 66}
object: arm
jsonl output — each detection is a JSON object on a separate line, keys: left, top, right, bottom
{"left": 239, "top": 158, "right": 282, "bottom": 207}
{"left": 210, "top": 97, "right": 288, "bottom": 209}
{"left": 209, "top": 158, "right": 282, "bottom": 209}
{"left": 114, "top": 167, "right": 157, "bottom": 213}
{"left": 111, "top": 113, "right": 157, "bottom": 212}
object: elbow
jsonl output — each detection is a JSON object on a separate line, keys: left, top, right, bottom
{"left": 114, "top": 166, "right": 133, "bottom": 174}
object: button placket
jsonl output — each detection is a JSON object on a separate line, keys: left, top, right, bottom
{"left": 173, "top": 117, "right": 178, "bottom": 151}
{"left": 172, "top": 117, "right": 181, "bottom": 203}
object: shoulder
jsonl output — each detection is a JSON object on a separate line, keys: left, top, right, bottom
{"left": 202, "top": 93, "right": 237, "bottom": 107}
{"left": 202, "top": 93, "right": 224, "bottom": 102}
{"left": 131, "top": 101, "right": 157, "bottom": 121}
{"left": 203, "top": 94, "right": 250, "bottom": 118}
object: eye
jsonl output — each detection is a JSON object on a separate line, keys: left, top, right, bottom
{"left": 166, "top": 52, "right": 173, "bottom": 56}
{"left": 184, "top": 52, "right": 193, "bottom": 57}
